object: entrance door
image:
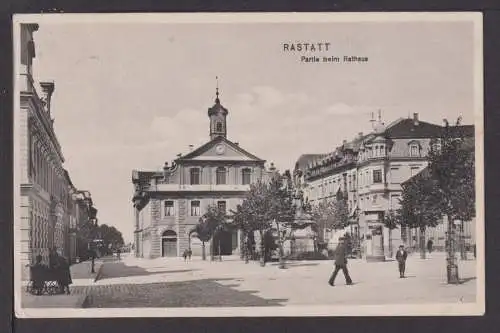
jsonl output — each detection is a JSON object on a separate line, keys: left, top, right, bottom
{"left": 161, "top": 230, "right": 177, "bottom": 257}
{"left": 212, "top": 230, "right": 233, "bottom": 255}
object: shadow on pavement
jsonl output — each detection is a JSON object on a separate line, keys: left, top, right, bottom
{"left": 98, "top": 262, "right": 200, "bottom": 280}
{"left": 80, "top": 278, "right": 288, "bottom": 307}
{"left": 459, "top": 277, "right": 477, "bottom": 284}
{"left": 269, "top": 262, "right": 320, "bottom": 268}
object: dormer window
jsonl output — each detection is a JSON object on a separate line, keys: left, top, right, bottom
{"left": 409, "top": 141, "right": 421, "bottom": 157}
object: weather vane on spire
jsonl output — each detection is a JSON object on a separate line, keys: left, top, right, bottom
{"left": 215, "top": 76, "right": 220, "bottom": 103}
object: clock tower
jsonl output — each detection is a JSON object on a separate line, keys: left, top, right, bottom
{"left": 208, "top": 78, "right": 228, "bottom": 140}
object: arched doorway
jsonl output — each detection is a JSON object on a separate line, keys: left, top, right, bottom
{"left": 161, "top": 230, "right": 177, "bottom": 257}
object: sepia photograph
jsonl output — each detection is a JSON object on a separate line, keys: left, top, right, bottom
{"left": 13, "top": 12, "right": 484, "bottom": 317}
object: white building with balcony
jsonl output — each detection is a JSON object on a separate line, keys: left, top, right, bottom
{"left": 132, "top": 89, "right": 274, "bottom": 258}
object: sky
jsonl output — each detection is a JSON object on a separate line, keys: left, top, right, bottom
{"left": 28, "top": 17, "right": 477, "bottom": 243}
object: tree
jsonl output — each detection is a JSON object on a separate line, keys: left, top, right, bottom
{"left": 310, "top": 190, "right": 350, "bottom": 244}
{"left": 428, "top": 118, "right": 475, "bottom": 283}
{"left": 310, "top": 200, "right": 337, "bottom": 243}
{"left": 237, "top": 180, "right": 275, "bottom": 266}
{"left": 231, "top": 202, "right": 254, "bottom": 263}
{"left": 95, "top": 224, "right": 125, "bottom": 256}
{"left": 203, "top": 204, "right": 230, "bottom": 261}
{"left": 397, "top": 173, "right": 442, "bottom": 259}
{"left": 383, "top": 210, "right": 399, "bottom": 258}
{"left": 190, "top": 217, "right": 212, "bottom": 260}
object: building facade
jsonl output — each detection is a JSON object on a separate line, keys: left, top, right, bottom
{"left": 296, "top": 113, "right": 474, "bottom": 260}
{"left": 18, "top": 24, "right": 98, "bottom": 276}
{"left": 132, "top": 91, "right": 273, "bottom": 258}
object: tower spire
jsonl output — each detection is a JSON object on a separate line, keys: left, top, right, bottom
{"left": 215, "top": 76, "right": 220, "bottom": 104}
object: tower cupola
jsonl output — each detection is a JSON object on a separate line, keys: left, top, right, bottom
{"left": 208, "top": 76, "right": 228, "bottom": 140}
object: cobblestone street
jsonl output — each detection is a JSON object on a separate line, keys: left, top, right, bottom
{"left": 19, "top": 252, "right": 475, "bottom": 308}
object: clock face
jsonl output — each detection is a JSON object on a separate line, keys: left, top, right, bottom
{"left": 215, "top": 144, "right": 225, "bottom": 155}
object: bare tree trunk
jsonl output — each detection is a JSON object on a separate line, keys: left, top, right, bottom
{"left": 419, "top": 226, "right": 426, "bottom": 259}
{"left": 446, "top": 214, "right": 460, "bottom": 284}
{"left": 259, "top": 230, "right": 265, "bottom": 267}
{"left": 459, "top": 221, "right": 467, "bottom": 260}
{"left": 239, "top": 231, "right": 245, "bottom": 260}
{"left": 388, "top": 228, "right": 393, "bottom": 258}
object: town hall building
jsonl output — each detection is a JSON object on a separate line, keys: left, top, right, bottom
{"left": 132, "top": 88, "right": 273, "bottom": 258}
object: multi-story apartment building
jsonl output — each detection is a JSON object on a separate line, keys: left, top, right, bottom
{"left": 132, "top": 90, "right": 274, "bottom": 258}
{"left": 296, "top": 113, "right": 474, "bottom": 261}
{"left": 18, "top": 24, "right": 98, "bottom": 276}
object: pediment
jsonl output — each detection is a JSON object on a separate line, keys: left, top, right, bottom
{"left": 179, "top": 137, "right": 264, "bottom": 162}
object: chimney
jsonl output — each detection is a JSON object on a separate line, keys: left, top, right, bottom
{"left": 40, "top": 81, "right": 55, "bottom": 114}
{"left": 342, "top": 139, "right": 347, "bottom": 145}
{"left": 234, "top": 142, "right": 239, "bottom": 146}
{"left": 163, "top": 162, "right": 169, "bottom": 171}
{"left": 358, "top": 132, "right": 363, "bottom": 137}
{"left": 188, "top": 144, "right": 194, "bottom": 151}
{"left": 413, "top": 113, "right": 419, "bottom": 126}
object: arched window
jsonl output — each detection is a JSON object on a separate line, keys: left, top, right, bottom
{"left": 190, "top": 168, "right": 200, "bottom": 185}
{"left": 409, "top": 141, "right": 420, "bottom": 157}
{"left": 241, "top": 168, "right": 251, "bottom": 185}
{"left": 216, "top": 122, "right": 223, "bottom": 132}
{"left": 216, "top": 166, "right": 226, "bottom": 185}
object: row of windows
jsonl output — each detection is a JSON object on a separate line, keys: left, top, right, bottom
{"left": 189, "top": 167, "right": 252, "bottom": 185}
{"left": 310, "top": 165, "right": 422, "bottom": 201}
{"left": 359, "top": 144, "right": 387, "bottom": 161}
{"left": 163, "top": 200, "right": 228, "bottom": 217}
{"left": 29, "top": 136, "right": 68, "bottom": 203}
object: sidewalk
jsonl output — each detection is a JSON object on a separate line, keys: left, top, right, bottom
{"left": 20, "top": 258, "right": 107, "bottom": 309}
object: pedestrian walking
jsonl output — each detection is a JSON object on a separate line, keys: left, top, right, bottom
{"left": 116, "top": 248, "right": 121, "bottom": 261}
{"left": 328, "top": 237, "right": 353, "bottom": 286}
{"left": 188, "top": 248, "right": 192, "bottom": 260}
{"left": 427, "top": 239, "right": 434, "bottom": 253}
{"left": 396, "top": 245, "right": 408, "bottom": 278}
{"left": 183, "top": 249, "right": 188, "bottom": 262}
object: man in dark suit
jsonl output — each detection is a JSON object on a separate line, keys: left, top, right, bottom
{"left": 396, "top": 245, "right": 408, "bottom": 278}
{"left": 328, "top": 237, "right": 353, "bottom": 286}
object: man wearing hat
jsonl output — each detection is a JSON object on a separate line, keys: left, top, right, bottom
{"left": 395, "top": 244, "right": 408, "bottom": 278}
{"left": 328, "top": 237, "right": 353, "bottom": 286}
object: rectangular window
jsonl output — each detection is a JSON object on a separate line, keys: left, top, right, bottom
{"left": 164, "top": 201, "right": 174, "bottom": 216}
{"left": 241, "top": 168, "right": 251, "bottom": 185}
{"left": 390, "top": 167, "right": 400, "bottom": 184}
{"left": 410, "top": 145, "right": 419, "bottom": 157}
{"left": 190, "top": 168, "right": 200, "bottom": 185}
{"left": 410, "top": 167, "right": 420, "bottom": 177}
{"left": 391, "top": 194, "right": 401, "bottom": 210}
{"left": 217, "top": 201, "right": 226, "bottom": 213}
{"left": 216, "top": 167, "right": 226, "bottom": 185}
{"left": 190, "top": 200, "right": 201, "bottom": 216}
{"left": 373, "top": 170, "right": 383, "bottom": 183}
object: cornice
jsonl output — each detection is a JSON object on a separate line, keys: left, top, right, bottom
{"left": 22, "top": 91, "right": 65, "bottom": 164}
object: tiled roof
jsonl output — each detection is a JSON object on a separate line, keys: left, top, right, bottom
{"left": 295, "top": 154, "right": 325, "bottom": 171}
{"left": 385, "top": 118, "right": 443, "bottom": 139}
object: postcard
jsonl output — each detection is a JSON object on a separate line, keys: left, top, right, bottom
{"left": 13, "top": 12, "right": 484, "bottom": 318}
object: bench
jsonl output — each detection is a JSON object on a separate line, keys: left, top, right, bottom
{"left": 26, "top": 265, "right": 61, "bottom": 295}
